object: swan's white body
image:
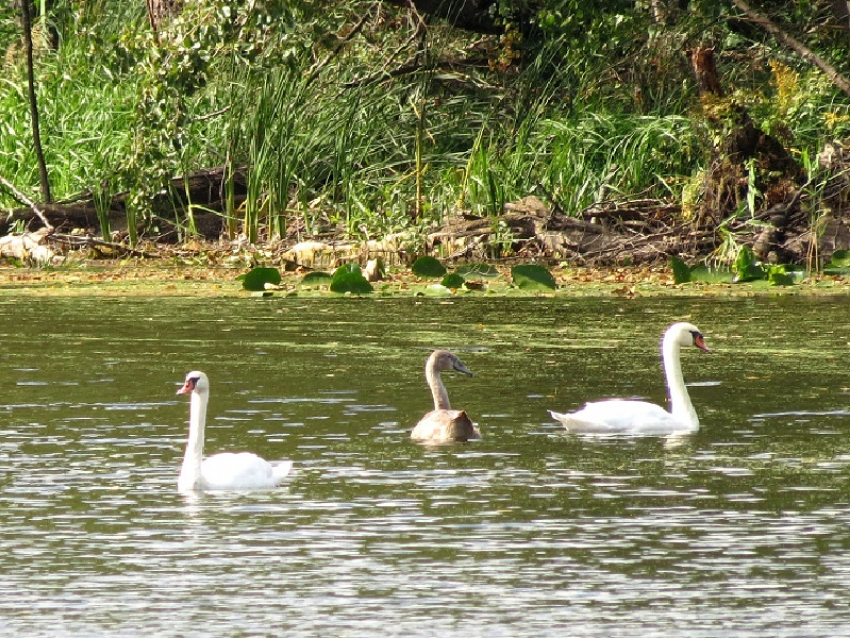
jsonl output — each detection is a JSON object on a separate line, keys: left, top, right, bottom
{"left": 177, "top": 371, "right": 293, "bottom": 491}
{"left": 411, "top": 350, "right": 480, "bottom": 443}
{"left": 550, "top": 322, "right": 711, "bottom": 435}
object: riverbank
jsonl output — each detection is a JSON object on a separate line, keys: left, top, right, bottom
{"left": 1, "top": 261, "right": 849, "bottom": 297}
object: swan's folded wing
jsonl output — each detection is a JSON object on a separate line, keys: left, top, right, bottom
{"left": 201, "top": 452, "right": 286, "bottom": 490}
{"left": 550, "top": 400, "right": 679, "bottom": 434}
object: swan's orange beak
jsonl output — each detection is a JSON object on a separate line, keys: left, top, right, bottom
{"left": 177, "top": 377, "right": 197, "bottom": 395}
{"left": 694, "top": 334, "right": 712, "bottom": 353}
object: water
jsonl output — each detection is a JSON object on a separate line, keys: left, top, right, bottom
{"left": 1, "top": 294, "right": 850, "bottom": 637}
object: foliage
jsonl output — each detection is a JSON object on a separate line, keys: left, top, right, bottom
{"left": 300, "top": 271, "right": 333, "bottom": 285}
{"left": 511, "top": 264, "right": 556, "bottom": 290}
{"left": 440, "top": 272, "right": 465, "bottom": 289}
{"left": 733, "top": 245, "right": 766, "bottom": 283}
{"left": 239, "top": 266, "right": 281, "bottom": 291}
{"left": 0, "top": 0, "right": 849, "bottom": 255}
{"left": 412, "top": 256, "right": 447, "bottom": 278}
{"left": 669, "top": 256, "right": 692, "bottom": 284}
{"left": 329, "top": 263, "right": 372, "bottom": 294}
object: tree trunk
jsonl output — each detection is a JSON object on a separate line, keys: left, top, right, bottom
{"left": 688, "top": 45, "right": 723, "bottom": 97}
{"left": 20, "top": 0, "right": 51, "bottom": 204}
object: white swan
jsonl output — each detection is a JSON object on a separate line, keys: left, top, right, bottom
{"left": 549, "top": 322, "right": 712, "bottom": 435}
{"left": 176, "top": 371, "right": 293, "bottom": 491}
{"left": 411, "top": 350, "right": 480, "bottom": 443}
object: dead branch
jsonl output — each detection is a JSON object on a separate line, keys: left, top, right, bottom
{"left": 0, "top": 174, "right": 54, "bottom": 232}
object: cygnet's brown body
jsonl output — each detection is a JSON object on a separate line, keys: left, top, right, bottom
{"left": 411, "top": 350, "right": 479, "bottom": 443}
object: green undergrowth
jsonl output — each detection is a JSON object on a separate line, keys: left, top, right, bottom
{"left": 2, "top": 0, "right": 849, "bottom": 258}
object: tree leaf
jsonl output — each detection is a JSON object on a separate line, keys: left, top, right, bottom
{"left": 241, "top": 267, "right": 282, "bottom": 291}
{"left": 668, "top": 256, "right": 691, "bottom": 284}
{"left": 330, "top": 263, "right": 373, "bottom": 294}
{"left": 511, "top": 264, "right": 556, "bottom": 290}
{"left": 411, "top": 256, "right": 447, "bottom": 277}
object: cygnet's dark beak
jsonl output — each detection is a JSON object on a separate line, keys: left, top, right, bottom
{"left": 454, "top": 361, "right": 474, "bottom": 377}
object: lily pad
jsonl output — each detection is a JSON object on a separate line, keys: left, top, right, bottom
{"left": 423, "top": 283, "right": 452, "bottom": 296}
{"left": 511, "top": 264, "right": 556, "bottom": 290}
{"left": 689, "top": 266, "right": 733, "bottom": 284}
{"left": 441, "top": 273, "right": 466, "bottom": 289}
{"left": 829, "top": 249, "right": 850, "bottom": 268}
{"left": 411, "top": 256, "right": 447, "bottom": 277}
{"left": 668, "top": 256, "right": 691, "bottom": 284}
{"left": 300, "top": 271, "right": 333, "bottom": 285}
{"left": 456, "top": 263, "right": 499, "bottom": 278}
{"left": 824, "top": 249, "right": 850, "bottom": 274}
{"left": 240, "top": 267, "right": 282, "bottom": 291}
{"left": 330, "top": 263, "right": 373, "bottom": 294}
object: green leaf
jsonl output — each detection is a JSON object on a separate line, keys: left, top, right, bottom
{"left": 299, "top": 271, "right": 333, "bottom": 285}
{"left": 411, "top": 256, "right": 447, "bottom": 277}
{"left": 456, "top": 263, "right": 499, "bottom": 278}
{"left": 511, "top": 264, "right": 556, "bottom": 290}
{"left": 241, "top": 267, "right": 282, "bottom": 291}
{"left": 689, "top": 266, "right": 733, "bottom": 284}
{"left": 827, "top": 249, "right": 850, "bottom": 271}
{"left": 668, "top": 256, "right": 691, "bottom": 284}
{"left": 768, "top": 265, "right": 795, "bottom": 286}
{"left": 733, "top": 246, "right": 765, "bottom": 283}
{"left": 330, "top": 263, "right": 373, "bottom": 294}
{"left": 441, "top": 273, "right": 466, "bottom": 289}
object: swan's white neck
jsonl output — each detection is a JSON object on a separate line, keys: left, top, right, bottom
{"left": 179, "top": 389, "right": 208, "bottom": 492}
{"left": 426, "top": 362, "right": 451, "bottom": 410}
{"left": 662, "top": 332, "right": 698, "bottom": 430}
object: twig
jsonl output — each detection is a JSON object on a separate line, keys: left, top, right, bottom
{"left": 733, "top": 0, "right": 850, "bottom": 97}
{"left": 47, "top": 233, "right": 155, "bottom": 259}
{"left": 343, "top": 2, "right": 427, "bottom": 88}
{"left": 305, "top": 5, "right": 375, "bottom": 87}
{"left": 0, "top": 174, "right": 54, "bottom": 232}
{"left": 192, "top": 105, "right": 232, "bottom": 123}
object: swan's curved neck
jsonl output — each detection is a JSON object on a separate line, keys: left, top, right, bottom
{"left": 426, "top": 362, "right": 451, "bottom": 410}
{"left": 179, "top": 390, "right": 207, "bottom": 491}
{"left": 662, "top": 334, "right": 698, "bottom": 429}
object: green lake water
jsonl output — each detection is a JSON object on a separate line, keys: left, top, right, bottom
{"left": 1, "top": 294, "right": 850, "bottom": 637}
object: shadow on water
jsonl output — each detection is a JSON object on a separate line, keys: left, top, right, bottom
{"left": 1, "top": 295, "right": 850, "bottom": 636}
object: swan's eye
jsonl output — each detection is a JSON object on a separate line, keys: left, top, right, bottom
{"left": 187, "top": 377, "right": 199, "bottom": 389}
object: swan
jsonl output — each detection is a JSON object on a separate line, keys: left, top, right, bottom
{"left": 549, "top": 322, "right": 712, "bottom": 435}
{"left": 176, "top": 371, "right": 293, "bottom": 491}
{"left": 411, "top": 350, "right": 480, "bottom": 443}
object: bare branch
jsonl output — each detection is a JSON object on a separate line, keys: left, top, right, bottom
{"left": 0, "top": 174, "right": 54, "bottom": 232}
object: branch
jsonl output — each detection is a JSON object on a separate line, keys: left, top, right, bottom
{"left": 0, "top": 174, "right": 54, "bottom": 232}
{"left": 304, "top": 5, "right": 376, "bottom": 87}
{"left": 344, "top": 4, "right": 428, "bottom": 88}
{"left": 733, "top": 0, "right": 850, "bottom": 97}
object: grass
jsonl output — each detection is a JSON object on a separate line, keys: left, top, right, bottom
{"left": 0, "top": 0, "right": 848, "bottom": 250}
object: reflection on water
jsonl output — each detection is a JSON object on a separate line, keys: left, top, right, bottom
{"left": 1, "top": 295, "right": 850, "bottom": 637}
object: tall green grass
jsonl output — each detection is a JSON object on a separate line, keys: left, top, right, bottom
{"left": 0, "top": 0, "right": 847, "bottom": 247}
